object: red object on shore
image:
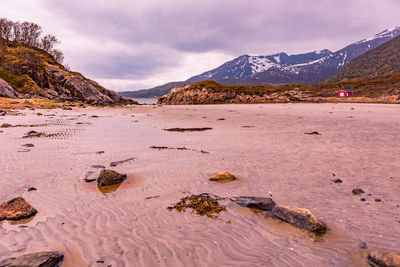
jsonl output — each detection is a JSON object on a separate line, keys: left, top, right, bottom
{"left": 337, "top": 90, "right": 354, "bottom": 97}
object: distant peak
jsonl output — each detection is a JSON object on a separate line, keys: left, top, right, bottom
{"left": 356, "top": 26, "right": 400, "bottom": 44}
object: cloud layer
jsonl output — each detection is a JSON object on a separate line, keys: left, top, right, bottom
{"left": 2, "top": 0, "right": 400, "bottom": 91}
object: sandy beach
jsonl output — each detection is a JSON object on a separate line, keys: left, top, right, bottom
{"left": 0, "top": 103, "right": 399, "bottom": 266}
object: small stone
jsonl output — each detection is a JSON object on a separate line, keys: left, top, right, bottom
{"left": 0, "top": 123, "right": 12, "bottom": 128}
{"left": 22, "top": 143, "right": 35, "bottom": 148}
{"left": 331, "top": 179, "right": 343, "bottom": 183}
{"left": 91, "top": 164, "right": 106, "bottom": 169}
{"left": 304, "top": 131, "right": 321, "bottom": 135}
{"left": 359, "top": 241, "right": 368, "bottom": 249}
{"left": 272, "top": 205, "right": 327, "bottom": 234}
{"left": 236, "top": 196, "right": 276, "bottom": 211}
{"left": 352, "top": 188, "right": 365, "bottom": 195}
{"left": 367, "top": 250, "right": 400, "bottom": 267}
{"left": 0, "top": 110, "right": 6, "bottom": 116}
{"left": 27, "top": 187, "right": 37, "bottom": 192}
{"left": 0, "top": 197, "right": 37, "bottom": 221}
{"left": 0, "top": 251, "right": 64, "bottom": 267}
{"left": 360, "top": 198, "right": 366, "bottom": 201}
{"left": 375, "top": 198, "right": 382, "bottom": 202}
{"left": 97, "top": 169, "right": 127, "bottom": 186}
{"left": 209, "top": 171, "right": 237, "bottom": 183}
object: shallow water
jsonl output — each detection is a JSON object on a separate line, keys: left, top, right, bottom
{"left": 0, "top": 103, "right": 399, "bottom": 266}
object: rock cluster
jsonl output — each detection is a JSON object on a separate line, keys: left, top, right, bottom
{"left": 158, "top": 84, "right": 321, "bottom": 105}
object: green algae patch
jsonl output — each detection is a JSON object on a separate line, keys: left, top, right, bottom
{"left": 168, "top": 193, "right": 226, "bottom": 218}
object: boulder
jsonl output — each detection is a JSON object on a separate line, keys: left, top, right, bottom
{"left": 272, "top": 205, "right": 327, "bottom": 234}
{"left": 368, "top": 250, "right": 400, "bottom": 267}
{"left": 0, "top": 78, "right": 21, "bottom": 99}
{"left": 0, "top": 251, "right": 64, "bottom": 267}
{"left": 0, "top": 197, "right": 37, "bottom": 221}
{"left": 209, "top": 171, "right": 237, "bottom": 183}
{"left": 97, "top": 169, "right": 127, "bottom": 186}
{"left": 236, "top": 197, "right": 276, "bottom": 211}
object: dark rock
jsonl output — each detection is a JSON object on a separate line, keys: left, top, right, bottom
{"left": 209, "top": 171, "right": 237, "bottom": 183}
{"left": 91, "top": 165, "right": 105, "bottom": 169}
{"left": 375, "top": 198, "right": 382, "bottom": 202}
{"left": 367, "top": 250, "right": 400, "bottom": 267}
{"left": 0, "top": 110, "right": 6, "bottom": 116}
{"left": 163, "top": 127, "right": 212, "bottom": 132}
{"left": 27, "top": 187, "right": 37, "bottom": 192}
{"left": 201, "top": 150, "right": 209, "bottom": 154}
{"left": 217, "top": 118, "right": 225, "bottom": 121}
{"left": 331, "top": 179, "right": 343, "bottom": 183}
{"left": 97, "top": 170, "right": 127, "bottom": 186}
{"left": 272, "top": 205, "right": 327, "bottom": 234}
{"left": 361, "top": 198, "right": 366, "bottom": 201}
{"left": 0, "top": 78, "right": 21, "bottom": 99}
{"left": 236, "top": 196, "right": 276, "bottom": 211}
{"left": 0, "top": 123, "right": 12, "bottom": 128}
{"left": 0, "top": 251, "right": 64, "bottom": 267}
{"left": 85, "top": 178, "right": 96, "bottom": 183}
{"left": 304, "top": 131, "right": 321, "bottom": 135}
{"left": 352, "top": 188, "right": 365, "bottom": 195}
{"left": 110, "top": 157, "right": 135, "bottom": 167}
{"left": 359, "top": 241, "right": 368, "bottom": 249}
{"left": 97, "top": 260, "right": 105, "bottom": 263}
{"left": 23, "top": 131, "right": 43, "bottom": 138}
{"left": 0, "top": 197, "right": 37, "bottom": 221}
{"left": 22, "top": 144, "right": 35, "bottom": 148}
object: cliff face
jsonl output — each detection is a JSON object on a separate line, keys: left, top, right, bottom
{"left": 0, "top": 43, "right": 133, "bottom": 104}
{"left": 158, "top": 82, "right": 320, "bottom": 105}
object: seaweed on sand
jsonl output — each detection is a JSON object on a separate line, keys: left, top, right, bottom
{"left": 167, "top": 193, "right": 226, "bottom": 218}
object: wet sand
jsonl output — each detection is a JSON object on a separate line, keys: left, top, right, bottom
{"left": 0, "top": 103, "right": 399, "bottom": 266}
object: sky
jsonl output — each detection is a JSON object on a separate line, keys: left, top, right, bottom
{"left": 2, "top": 0, "right": 400, "bottom": 91}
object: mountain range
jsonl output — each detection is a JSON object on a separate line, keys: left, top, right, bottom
{"left": 121, "top": 27, "right": 400, "bottom": 98}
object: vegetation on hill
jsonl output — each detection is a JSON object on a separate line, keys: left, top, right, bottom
{"left": 0, "top": 18, "right": 130, "bottom": 104}
{"left": 330, "top": 35, "right": 400, "bottom": 82}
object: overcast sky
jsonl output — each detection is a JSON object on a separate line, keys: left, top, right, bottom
{"left": 2, "top": 0, "right": 400, "bottom": 91}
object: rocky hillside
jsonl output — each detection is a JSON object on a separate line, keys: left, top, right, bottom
{"left": 0, "top": 19, "right": 132, "bottom": 104}
{"left": 158, "top": 81, "right": 321, "bottom": 104}
{"left": 330, "top": 35, "right": 400, "bottom": 82}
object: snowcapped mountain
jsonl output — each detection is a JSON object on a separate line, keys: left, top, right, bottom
{"left": 187, "top": 27, "right": 400, "bottom": 85}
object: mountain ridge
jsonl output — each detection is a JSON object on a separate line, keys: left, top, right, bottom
{"left": 123, "top": 27, "right": 400, "bottom": 98}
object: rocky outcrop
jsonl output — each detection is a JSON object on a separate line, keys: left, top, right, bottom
{"left": 0, "top": 251, "right": 64, "bottom": 267}
{"left": 97, "top": 169, "right": 127, "bottom": 186}
{"left": 0, "top": 197, "right": 37, "bottom": 220}
{"left": 158, "top": 83, "right": 321, "bottom": 105}
{"left": 368, "top": 250, "right": 400, "bottom": 267}
{"left": 272, "top": 205, "right": 327, "bottom": 234}
{"left": 0, "top": 78, "right": 21, "bottom": 99}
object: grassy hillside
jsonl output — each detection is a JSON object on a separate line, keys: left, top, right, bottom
{"left": 330, "top": 35, "right": 400, "bottom": 82}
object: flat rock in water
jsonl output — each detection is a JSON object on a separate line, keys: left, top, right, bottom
{"left": 97, "top": 169, "right": 127, "bottom": 186}
{"left": 272, "top": 205, "right": 327, "bottom": 234}
{"left": 209, "top": 171, "right": 237, "bottom": 183}
{"left": 110, "top": 157, "right": 135, "bottom": 167}
{"left": 0, "top": 251, "right": 64, "bottom": 267}
{"left": 236, "top": 197, "right": 276, "bottom": 211}
{"left": 368, "top": 250, "right": 400, "bottom": 267}
{"left": 0, "top": 197, "right": 37, "bottom": 221}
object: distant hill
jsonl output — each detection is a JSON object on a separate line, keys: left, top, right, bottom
{"left": 120, "top": 81, "right": 185, "bottom": 98}
{"left": 124, "top": 27, "right": 400, "bottom": 98}
{"left": 330, "top": 35, "right": 400, "bottom": 82}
